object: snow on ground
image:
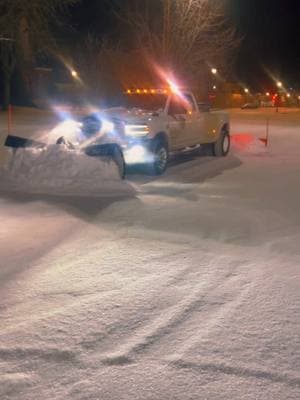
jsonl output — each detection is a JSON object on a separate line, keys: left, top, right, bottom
{"left": 0, "top": 108, "right": 299, "bottom": 399}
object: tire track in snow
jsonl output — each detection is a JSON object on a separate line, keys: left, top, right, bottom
{"left": 171, "top": 359, "right": 300, "bottom": 388}
{"left": 0, "top": 347, "right": 77, "bottom": 364}
{"left": 100, "top": 258, "right": 255, "bottom": 365}
{"left": 77, "top": 251, "right": 248, "bottom": 357}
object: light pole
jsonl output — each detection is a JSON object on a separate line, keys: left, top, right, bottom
{"left": 276, "top": 81, "right": 283, "bottom": 112}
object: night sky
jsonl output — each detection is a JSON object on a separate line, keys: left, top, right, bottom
{"left": 68, "top": 0, "right": 300, "bottom": 91}
{"left": 229, "top": 0, "right": 300, "bottom": 90}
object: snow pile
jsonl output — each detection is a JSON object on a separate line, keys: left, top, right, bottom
{"left": 0, "top": 145, "right": 133, "bottom": 196}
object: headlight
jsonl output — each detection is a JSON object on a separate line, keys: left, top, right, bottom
{"left": 102, "top": 120, "right": 114, "bottom": 133}
{"left": 125, "top": 124, "right": 149, "bottom": 137}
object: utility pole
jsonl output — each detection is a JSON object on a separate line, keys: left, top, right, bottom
{"left": 0, "top": 37, "right": 16, "bottom": 111}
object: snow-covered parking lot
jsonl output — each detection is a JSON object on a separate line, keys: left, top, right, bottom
{"left": 0, "top": 108, "right": 299, "bottom": 399}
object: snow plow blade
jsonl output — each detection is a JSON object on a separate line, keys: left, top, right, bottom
{"left": 84, "top": 144, "right": 125, "bottom": 179}
{"left": 1, "top": 134, "right": 125, "bottom": 179}
{"left": 4, "top": 135, "right": 46, "bottom": 149}
{"left": 1, "top": 135, "right": 46, "bottom": 167}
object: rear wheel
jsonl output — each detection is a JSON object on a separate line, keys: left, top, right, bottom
{"left": 213, "top": 129, "right": 230, "bottom": 157}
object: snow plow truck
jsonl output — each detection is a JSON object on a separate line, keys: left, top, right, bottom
{"left": 1, "top": 88, "right": 230, "bottom": 178}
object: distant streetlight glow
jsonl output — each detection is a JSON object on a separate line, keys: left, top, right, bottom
{"left": 266, "top": 92, "right": 270, "bottom": 96}
{"left": 277, "top": 81, "right": 282, "bottom": 88}
{"left": 71, "top": 69, "right": 78, "bottom": 78}
{"left": 287, "top": 93, "right": 291, "bottom": 98}
{"left": 211, "top": 68, "right": 217, "bottom": 75}
{"left": 244, "top": 88, "right": 249, "bottom": 93}
{"left": 213, "top": 85, "right": 217, "bottom": 90}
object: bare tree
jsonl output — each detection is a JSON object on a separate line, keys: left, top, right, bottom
{"left": 117, "top": 0, "right": 239, "bottom": 95}
{"left": 68, "top": 34, "right": 159, "bottom": 105}
{"left": 73, "top": 35, "right": 123, "bottom": 104}
{"left": 0, "top": 0, "right": 80, "bottom": 105}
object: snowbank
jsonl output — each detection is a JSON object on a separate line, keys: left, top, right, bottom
{"left": 0, "top": 145, "right": 134, "bottom": 197}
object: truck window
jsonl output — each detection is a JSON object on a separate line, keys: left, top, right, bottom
{"left": 124, "top": 93, "right": 168, "bottom": 111}
{"left": 183, "top": 93, "right": 196, "bottom": 111}
{"left": 168, "top": 94, "right": 195, "bottom": 116}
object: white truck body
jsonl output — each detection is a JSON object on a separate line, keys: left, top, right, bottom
{"left": 87, "top": 90, "right": 229, "bottom": 153}
{"left": 76, "top": 89, "right": 231, "bottom": 175}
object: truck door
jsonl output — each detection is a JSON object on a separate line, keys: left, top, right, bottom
{"left": 167, "top": 94, "right": 196, "bottom": 150}
{"left": 182, "top": 92, "right": 206, "bottom": 146}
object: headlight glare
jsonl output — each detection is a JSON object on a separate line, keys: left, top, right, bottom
{"left": 125, "top": 124, "right": 149, "bottom": 137}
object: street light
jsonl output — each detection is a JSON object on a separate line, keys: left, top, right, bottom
{"left": 211, "top": 68, "right": 217, "bottom": 75}
{"left": 277, "top": 81, "right": 283, "bottom": 88}
{"left": 266, "top": 92, "right": 270, "bottom": 96}
{"left": 71, "top": 69, "right": 78, "bottom": 78}
{"left": 244, "top": 88, "right": 249, "bottom": 93}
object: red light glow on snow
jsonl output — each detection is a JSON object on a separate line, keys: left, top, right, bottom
{"left": 231, "top": 133, "right": 256, "bottom": 150}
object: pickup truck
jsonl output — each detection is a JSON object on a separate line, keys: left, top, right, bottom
{"left": 72, "top": 88, "right": 230, "bottom": 176}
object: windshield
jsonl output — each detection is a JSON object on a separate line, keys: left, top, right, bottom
{"left": 123, "top": 93, "right": 168, "bottom": 111}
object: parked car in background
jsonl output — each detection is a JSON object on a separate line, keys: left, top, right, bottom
{"left": 261, "top": 101, "right": 274, "bottom": 107}
{"left": 241, "top": 102, "right": 260, "bottom": 109}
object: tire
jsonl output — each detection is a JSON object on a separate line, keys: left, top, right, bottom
{"left": 213, "top": 129, "right": 230, "bottom": 157}
{"left": 148, "top": 139, "right": 169, "bottom": 175}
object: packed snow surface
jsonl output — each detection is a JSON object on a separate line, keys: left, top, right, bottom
{"left": 0, "top": 108, "right": 299, "bottom": 400}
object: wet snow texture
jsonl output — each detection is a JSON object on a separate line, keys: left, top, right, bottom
{"left": 0, "top": 108, "right": 300, "bottom": 399}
